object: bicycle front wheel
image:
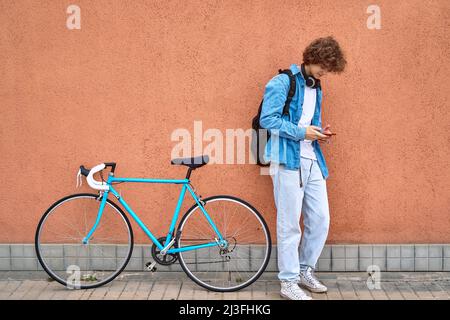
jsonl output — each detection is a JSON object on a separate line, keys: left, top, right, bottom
{"left": 176, "top": 195, "right": 271, "bottom": 292}
{"left": 35, "top": 193, "right": 133, "bottom": 289}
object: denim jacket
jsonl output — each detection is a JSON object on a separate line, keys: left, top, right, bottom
{"left": 259, "top": 63, "right": 329, "bottom": 180}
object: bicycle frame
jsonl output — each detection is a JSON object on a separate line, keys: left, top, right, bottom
{"left": 82, "top": 175, "right": 225, "bottom": 255}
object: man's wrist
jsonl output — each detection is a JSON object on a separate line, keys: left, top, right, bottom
{"left": 297, "top": 126, "right": 307, "bottom": 141}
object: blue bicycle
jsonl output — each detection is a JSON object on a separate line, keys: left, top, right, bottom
{"left": 35, "top": 155, "right": 271, "bottom": 292}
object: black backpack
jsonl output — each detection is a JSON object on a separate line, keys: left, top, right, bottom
{"left": 251, "top": 69, "right": 297, "bottom": 166}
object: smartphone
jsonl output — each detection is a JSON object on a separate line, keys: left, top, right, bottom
{"left": 316, "top": 128, "right": 336, "bottom": 136}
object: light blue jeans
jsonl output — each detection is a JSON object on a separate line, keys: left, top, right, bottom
{"left": 270, "top": 157, "right": 330, "bottom": 281}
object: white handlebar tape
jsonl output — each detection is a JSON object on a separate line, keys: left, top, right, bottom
{"left": 86, "top": 163, "right": 110, "bottom": 191}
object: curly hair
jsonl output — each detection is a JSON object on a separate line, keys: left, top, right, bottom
{"left": 303, "top": 36, "right": 347, "bottom": 73}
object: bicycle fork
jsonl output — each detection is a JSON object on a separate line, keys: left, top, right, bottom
{"left": 82, "top": 190, "right": 109, "bottom": 244}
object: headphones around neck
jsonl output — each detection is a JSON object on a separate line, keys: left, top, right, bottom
{"left": 301, "top": 63, "right": 321, "bottom": 89}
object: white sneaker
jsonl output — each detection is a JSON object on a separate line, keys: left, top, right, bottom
{"left": 280, "top": 281, "right": 312, "bottom": 300}
{"left": 299, "top": 266, "right": 328, "bottom": 293}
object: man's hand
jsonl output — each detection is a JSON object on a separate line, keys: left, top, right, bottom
{"left": 318, "top": 124, "right": 334, "bottom": 144}
{"left": 321, "top": 124, "right": 333, "bottom": 136}
{"left": 305, "top": 125, "right": 329, "bottom": 141}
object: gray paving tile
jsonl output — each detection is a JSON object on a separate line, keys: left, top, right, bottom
{"left": 11, "top": 258, "right": 38, "bottom": 271}
{"left": 337, "top": 281, "right": 358, "bottom": 300}
{"left": 372, "top": 258, "right": 387, "bottom": 271}
{"left": 428, "top": 283, "right": 450, "bottom": 300}
{"left": 415, "top": 245, "right": 428, "bottom": 258}
{"left": 163, "top": 281, "right": 182, "bottom": 300}
{"left": 358, "top": 245, "right": 372, "bottom": 259}
{"left": 317, "top": 259, "right": 331, "bottom": 272}
{"left": 331, "top": 245, "right": 345, "bottom": 259}
{"left": 331, "top": 258, "right": 345, "bottom": 272}
{"left": 345, "top": 259, "right": 359, "bottom": 272}
{"left": 429, "top": 245, "right": 443, "bottom": 258}
{"left": 351, "top": 281, "right": 374, "bottom": 300}
{"left": 373, "top": 245, "right": 386, "bottom": 258}
{"left": 443, "top": 246, "right": 450, "bottom": 258}
{"left": 400, "top": 245, "right": 414, "bottom": 258}
{"left": 401, "top": 258, "right": 415, "bottom": 271}
{"left": 102, "top": 281, "right": 127, "bottom": 300}
{"left": 134, "top": 281, "right": 154, "bottom": 300}
{"left": 369, "top": 285, "right": 389, "bottom": 300}
{"left": 409, "top": 282, "right": 434, "bottom": 299}
{"left": 444, "top": 258, "right": 450, "bottom": 271}
{"left": 382, "top": 282, "right": 404, "bottom": 300}
{"left": 415, "top": 258, "right": 428, "bottom": 271}
{"left": 395, "top": 282, "right": 419, "bottom": 300}
{"left": 0, "top": 245, "right": 10, "bottom": 258}
{"left": 387, "top": 258, "right": 401, "bottom": 271}
{"left": 429, "top": 258, "right": 443, "bottom": 271}
{"left": 387, "top": 245, "right": 400, "bottom": 258}
{"left": 345, "top": 245, "right": 359, "bottom": 259}
{"left": 0, "top": 258, "right": 11, "bottom": 271}
{"left": 119, "top": 280, "right": 141, "bottom": 300}
{"left": 0, "top": 280, "right": 22, "bottom": 299}
{"left": 319, "top": 246, "right": 331, "bottom": 259}
{"left": 324, "top": 280, "right": 342, "bottom": 300}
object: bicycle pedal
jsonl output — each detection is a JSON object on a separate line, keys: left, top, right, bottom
{"left": 145, "top": 261, "right": 157, "bottom": 272}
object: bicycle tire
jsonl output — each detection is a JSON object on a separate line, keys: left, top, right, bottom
{"left": 176, "top": 195, "right": 272, "bottom": 292}
{"left": 35, "top": 193, "right": 134, "bottom": 289}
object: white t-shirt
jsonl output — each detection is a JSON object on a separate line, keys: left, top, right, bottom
{"left": 298, "top": 86, "right": 317, "bottom": 160}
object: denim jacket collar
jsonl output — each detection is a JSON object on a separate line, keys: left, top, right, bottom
{"left": 290, "top": 63, "right": 302, "bottom": 76}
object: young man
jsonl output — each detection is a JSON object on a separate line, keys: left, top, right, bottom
{"left": 260, "top": 36, "right": 346, "bottom": 300}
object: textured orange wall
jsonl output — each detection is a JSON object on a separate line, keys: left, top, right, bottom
{"left": 1, "top": 0, "right": 449, "bottom": 244}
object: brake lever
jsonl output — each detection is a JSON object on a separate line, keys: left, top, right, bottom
{"left": 76, "top": 169, "right": 82, "bottom": 188}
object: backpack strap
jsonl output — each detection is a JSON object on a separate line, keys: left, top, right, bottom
{"left": 278, "top": 69, "right": 296, "bottom": 116}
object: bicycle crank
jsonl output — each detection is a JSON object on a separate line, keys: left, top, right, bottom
{"left": 151, "top": 237, "right": 178, "bottom": 266}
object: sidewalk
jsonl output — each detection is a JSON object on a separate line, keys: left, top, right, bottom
{"left": 1, "top": 271, "right": 450, "bottom": 300}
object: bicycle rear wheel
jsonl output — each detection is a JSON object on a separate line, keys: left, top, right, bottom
{"left": 176, "top": 195, "right": 271, "bottom": 292}
{"left": 35, "top": 193, "right": 133, "bottom": 289}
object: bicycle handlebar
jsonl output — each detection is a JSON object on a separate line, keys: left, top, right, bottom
{"left": 76, "top": 162, "right": 116, "bottom": 191}
{"left": 86, "top": 163, "right": 109, "bottom": 190}
{"left": 79, "top": 165, "right": 90, "bottom": 177}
